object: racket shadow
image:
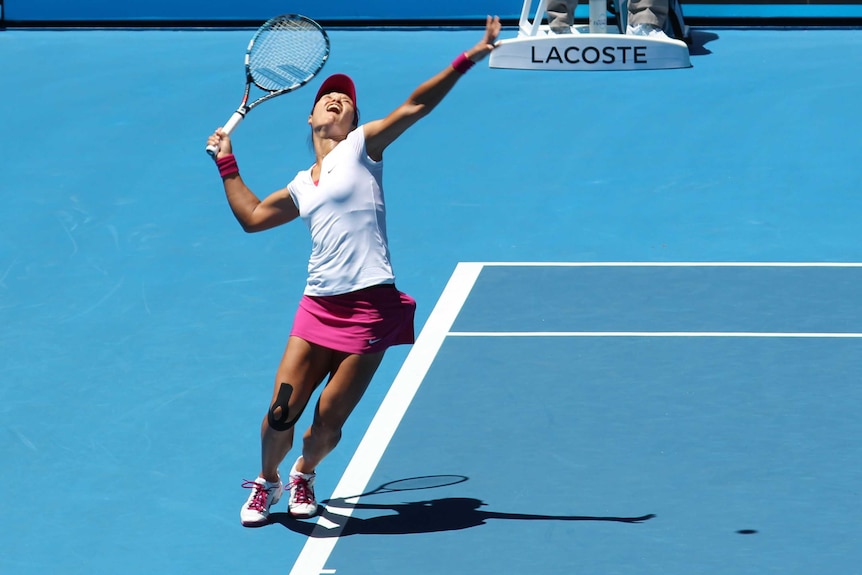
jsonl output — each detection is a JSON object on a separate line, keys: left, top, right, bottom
{"left": 270, "top": 474, "right": 656, "bottom": 538}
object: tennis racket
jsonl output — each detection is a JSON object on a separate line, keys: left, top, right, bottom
{"left": 205, "top": 14, "right": 330, "bottom": 157}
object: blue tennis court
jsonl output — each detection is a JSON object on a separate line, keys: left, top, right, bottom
{"left": 287, "top": 263, "right": 862, "bottom": 574}
{"left": 2, "top": 22, "right": 862, "bottom": 575}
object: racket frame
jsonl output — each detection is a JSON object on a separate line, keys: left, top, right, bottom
{"left": 207, "top": 14, "right": 330, "bottom": 157}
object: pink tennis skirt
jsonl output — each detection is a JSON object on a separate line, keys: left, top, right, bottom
{"left": 290, "top": 284, "right": 416, "bottom": 354}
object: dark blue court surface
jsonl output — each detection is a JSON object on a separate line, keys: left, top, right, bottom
{"left": 2, "top": 26, "right": 862, "bottom": 575}
{"left": 289, "top": 263, "right": 862, "bottom": 574}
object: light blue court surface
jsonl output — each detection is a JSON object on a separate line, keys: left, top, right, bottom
{"left": 2, "top": 26, "right": 862, "bottom": 575}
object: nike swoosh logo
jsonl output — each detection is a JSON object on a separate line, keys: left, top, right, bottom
{"left": 368, "top": 338, "right": 381, "bottom": 345}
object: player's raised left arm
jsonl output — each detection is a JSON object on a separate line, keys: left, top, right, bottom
{"left": 364, "top": 16, "right": 501, "bottom": 161}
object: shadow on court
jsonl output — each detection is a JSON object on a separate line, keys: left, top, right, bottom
{"left": 271, "top": 476, "right": 655, "bottom": 537}
{"left": 688, "top": 30, "right": 719, "bottom": 56}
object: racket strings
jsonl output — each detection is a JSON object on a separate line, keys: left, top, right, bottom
{"left": 249, "top": 17, "right": 329, "bottom": 91}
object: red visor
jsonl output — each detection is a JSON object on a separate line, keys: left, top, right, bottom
{"left": 314, "top": 74, "right": 357, "bottom": 107}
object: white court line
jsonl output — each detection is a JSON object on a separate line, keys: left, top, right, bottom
{"left": 475, "top": 261, "right": 862, "bottom": 267}
{"left": 449, "top": 331, "right": 862, "bottom": 338}
{"left": 289, "top": 262, "right": 483, "bottom": 575}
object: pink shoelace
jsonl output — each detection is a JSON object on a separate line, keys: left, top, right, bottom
{"left": 242, "top": 479, "right": 275, "bottom": 511}
{"left": 288, "top": 475, "right": 315, "bottom": 504}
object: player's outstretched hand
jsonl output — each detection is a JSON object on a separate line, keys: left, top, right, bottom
{"left": 468, "top": 16, "right": 502, "bottom": 62}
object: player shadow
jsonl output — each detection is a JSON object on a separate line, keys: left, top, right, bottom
{"left": 688, "top": 29, "right": 719, "bottom": 56}
{"left": 271, "top": 480, "right": 655, "bottom": 537}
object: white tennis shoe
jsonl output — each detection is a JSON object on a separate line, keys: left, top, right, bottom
{"left": 287, "top": 470, "right": 318, "bottom": 518}
{"left": 627, "top": 23, "right": 669, "bottom": 39}
{"left": 240, "top": 477, "right": 283, "bottom": 526}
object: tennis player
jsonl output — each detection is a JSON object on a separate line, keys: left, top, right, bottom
{"left": 206, "top": 16, "right": 502, "bottom": 527}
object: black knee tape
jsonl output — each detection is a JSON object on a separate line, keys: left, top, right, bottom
{"left": 267, "top": 382, "right": 301, "bottom": 432}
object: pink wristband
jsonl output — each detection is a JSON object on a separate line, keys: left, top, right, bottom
{"left": 451, "top": 53, "right": 475, "bottom": 74}
{"left": 216, "top": 154, "right": 239, "bottom": 178}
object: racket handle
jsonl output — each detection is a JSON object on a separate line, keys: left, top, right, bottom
{"left": 206, "top": 111, "right": 246, "bottom": 158}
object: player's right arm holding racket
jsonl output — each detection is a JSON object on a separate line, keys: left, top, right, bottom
{"left": 206, "top": 129, "right": 299, "bottom": 233}
{"left": 205, "top": 14, "right": 327, "bottom": 233}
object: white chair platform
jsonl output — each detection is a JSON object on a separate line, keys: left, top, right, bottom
{"left": 488, "top": 0, "right": 691, "bottom": 71}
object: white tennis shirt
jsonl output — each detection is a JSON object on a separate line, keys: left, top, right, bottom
{"left": 287, "top": 126, "right": 396, "bottom": 296}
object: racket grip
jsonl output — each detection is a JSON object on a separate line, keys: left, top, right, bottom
{"left": 206, "top": 111, "right": 246, "bottom": 158}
